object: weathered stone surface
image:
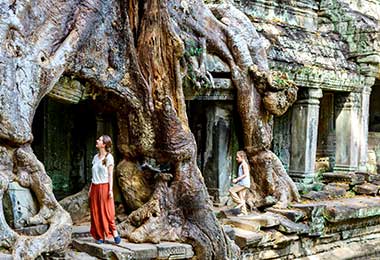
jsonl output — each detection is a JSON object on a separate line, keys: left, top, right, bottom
{"left": 302, "top": 191, "right": 329, "bottom": 201}
{"left": 265, "top": 213, "right": 309, "bottom": 235}
{"left": 72, "top": 238, "right": 194, "bottom": 260}
{"left": 156, "top": 242, "right": 194, "bottom": 260}
{"left": 233, "top": 228, "right": 263, "bottom": 248}
{"left": 255, "top": 196, "right": 277, "bottom": 209}
{"left": 218, "top": 208, "right": 241, "bottom": 218}
{"left": 119, "top": 242, "right": 158, "bottom": 259}
{"left": 322, "top": 172, "right": 365, "bottom": 185}
{"left": 322, "top": 172, "right": 354, "bottom": 183}
{"left": 72, "top": 225, "right": 91, "bottom": 239}
{"left": 72, "top": 238, "right": 136, "bottom": 259}
{"left": 266, "top": 208, "right": 305, "bottom": 222}
{"left": 223, "top": 218, "right": 260, "bottom": 232}
{"left": 325, "top": 198, "right": 380, "bottom": 222}
{"left": 0, "top": 253, "right": 12, "bottom": 260}
{"left": 223, "top": 225, "right": 235, "bottom": 240}
{"left": 14, "top": 224, "right": 48, "bottom": 236}
{"left": 65, "top": 250, "right": 98, "bottom": 260}
{"left": 368, "top": 174, "right": 380, "bottom": 186}
{"left": 3, "top": 182, "right": 38, "bottom": 228}
{"left": 59, "top": 188, "right": 90, "bottom": 225}
{"left": 205, "top": 54, "right": 230, "bottom": 73}
{"left": 353, "top": 183, "right": 379, "bottom": 195}
{"left": 324, "top": 182, "right": 350, "bottom": 191}
{"left": 289, "top": 88, "right": 322, "bottom": 184}
{"left": 322, "top": 184, "right": 347, "bottom": 197}
{"left": 237, "top": 213, "right": 280, "bottom": 228}
{"left": 297, "top": 238, "right": 380, "bottom": 260}
{"left": 294, "top": 198, "right": 380, "bottom": 223}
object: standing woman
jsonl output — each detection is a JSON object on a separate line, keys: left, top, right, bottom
{"left": 89, "top": 135, "right": 121, "bottom": 244}
{"left": 229, "top": 150, "right": 251, "bottom": 215}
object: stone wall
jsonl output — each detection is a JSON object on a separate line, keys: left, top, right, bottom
{"left": 182, "top": 0, "right": 380, "bottom": 196}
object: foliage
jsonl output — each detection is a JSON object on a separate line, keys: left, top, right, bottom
{"left": 271, "top": 70, "right": 295, "bottom": 89}
{"left": 184, "top": 40, "right": 203, "bottom": 58}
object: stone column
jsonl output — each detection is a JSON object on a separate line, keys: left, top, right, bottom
{"left": 202, "top": 103, "right": 236, "bottom": 205}
{"left": 289, "top": 88, "right": 323, "bottom": 184}
{"left": 358, "top": 85, "right": 373, "bottom": 171}
{"left": 334, "top": 92, "right": 361, "bottom": 173}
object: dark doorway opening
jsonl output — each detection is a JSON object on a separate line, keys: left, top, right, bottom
{"left": 32, "top": 97, "right": 118, "bottom": 200}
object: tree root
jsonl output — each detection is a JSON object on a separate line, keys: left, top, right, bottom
{"left": 0, "top": 145, "right": 72, "bottom": 259}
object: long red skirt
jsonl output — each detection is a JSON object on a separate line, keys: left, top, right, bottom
{"left": 89, "top": 183, "right": 116, "bottom": 240}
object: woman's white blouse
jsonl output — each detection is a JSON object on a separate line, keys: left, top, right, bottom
{"left": 91, "top": 153, "right": 114, "bottom": 184}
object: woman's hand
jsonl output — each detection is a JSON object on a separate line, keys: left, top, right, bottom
{"left": 109, "top": 190, "right": 113, "bottom": 198}
{"left": 232, "top": 178, "right": 238, "bottom": 184}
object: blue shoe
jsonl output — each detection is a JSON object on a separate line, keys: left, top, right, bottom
{"left": 114, "top": 236, "right": 121, "bottom": 244}
{"left": 96, "top": 239, "right": 104, "bottom": 244}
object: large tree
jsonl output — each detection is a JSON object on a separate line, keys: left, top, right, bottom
{"left": 0, "top": 0, "right": 299, "bottom": 258}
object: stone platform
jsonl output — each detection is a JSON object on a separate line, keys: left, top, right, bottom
{"left": 69, "top": 225, "right": 194, "bottom": 260}
{"left": 4, "top": 197, "right": 380, "bottom": 259}
{"left": 218, "top": 196, "right": 380, "bottom": 259}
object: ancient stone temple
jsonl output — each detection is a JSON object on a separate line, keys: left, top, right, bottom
{"left": 183, "top": 0, "right": 380, "bottom": 200}
{"left": 1, "top": 0, "right": 380, "bottom": 259}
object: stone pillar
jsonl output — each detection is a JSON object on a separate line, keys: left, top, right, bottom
{"left": 202, "top": 103, "right": 236, "bottom": 205}
{"left": 289, "top": 88, "right": 323, "bottom": 184}
{"left": 334, "top": 92, "right": 361, "bottom": 173}
{"left": 358, "top": 85, "right": 372, "bottom": 171}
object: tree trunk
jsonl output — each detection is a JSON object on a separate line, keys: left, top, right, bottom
{"left": 0, "top": 0, "right": 299, "bottom": 258}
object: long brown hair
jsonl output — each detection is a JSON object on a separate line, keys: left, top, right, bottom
{"left": 102, "top": 135, "right": 112, "bottom": 165}
{"left": 237, "top": 150, "right": 248, "bottom": 164}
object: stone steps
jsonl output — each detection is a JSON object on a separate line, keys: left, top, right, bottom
{"left": 0, "top": 253, "right": 12, "bottom": 260}
{"left": 233, "top": 228, "right": 264, "bottom": 248}
{"left": 72, "top": 237, "right": 194, "bottom": 260}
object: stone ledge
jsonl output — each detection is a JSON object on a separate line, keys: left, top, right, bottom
{"left": 0, "top": 253, "right": 12, "bottom": 260}
{"left": 72, "top": 238, "right": 134, "bottom": 259}
{"left": 233, "top": 228, "right": 264, "bottom": 248}
{"left": 72, "top": 238, "right": 194, "bottom": 260}
{"left": 293, "top": 197, "right": 380, "bottom": 223}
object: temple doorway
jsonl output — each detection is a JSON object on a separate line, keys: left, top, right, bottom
{"left": 32, "top": 96, "right": 118, "bottom": 200}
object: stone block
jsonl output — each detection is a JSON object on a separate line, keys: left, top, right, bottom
{"left": 120, "top": 242, "right": 158, "bottom": 259}
{"left": 323, "top": 184, "right": 347, "bottom": 198}
{"left": 237, "top": 213, "right": 280, "bottom": 228}
{"left": 65, "top": 250, "right": 98, "bottom": 260}
{"left": 367, "top": 174, "right": 380, "bottom": 185}
{"left": 15, "top": 224, "right": 48, "bottom": 236}
{"left": 324, "top": 182, "right": 350, "bottom": 191}
{"left": 156, "top": 242, "right": 194, "bottom": 259}
{"left": 3, "top": 182, "right": 38, "bottom": 228}
{"left": 265, "top": 213, "right": 309, "bottom": 235}
{"left": 351, "top": 174, "right": 366, "bottom": 186}
{"left": 223, "top": 218, "right": 260, "bottom": 232}
{"left": 353, "top": 183, "right": 378, "bottom": 195}
{"left": 72, "top": 238, "right": 134, "bottom": 259}
{"left": 302, "top": 191, "right": 329, "bottom": 201}
{"left": 233, "top": 228, "right": 263, "bottom": 248}
{"left": 322, "top": 172, "right": 365, "bottom": 185}
{"left": 322, "top": 172, "right": 353, "bottom": 183}
{"left": 205, "top": 54, "right": 230, "bottom": 73}
{"left": 256, "top": 196, "right": 277, "bottom": 209}
{"left": 0, "top": 253, "right": 12, "bottom": 260}
{"left": 223, "top": 225, "right": 235, "bottom": 240}
{"left": 322, "top": 197, "right": 380, "bottom": 222}
{"left": 72, "top": 225, "right": 91, "bottom": 238}
{"left": 218, "top": 208, "right": 241, "bottom": 218}
{"left": 266, "top": 208, "right": 305, "bottom": 222}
